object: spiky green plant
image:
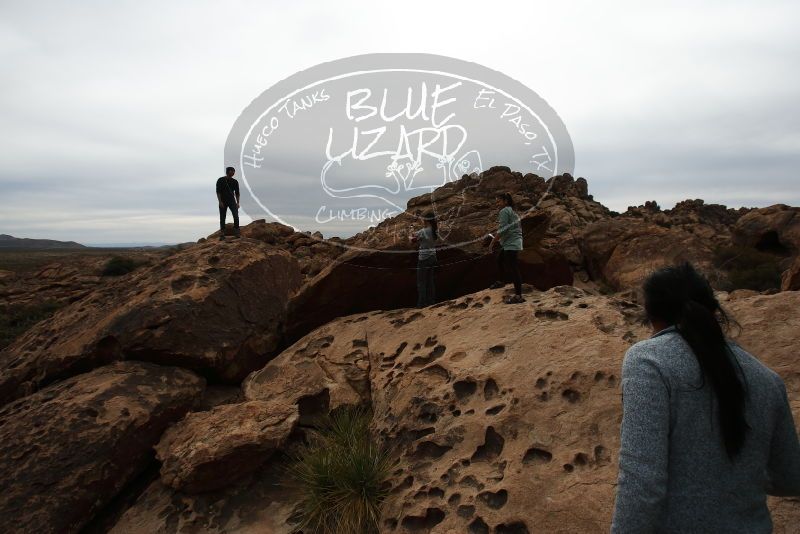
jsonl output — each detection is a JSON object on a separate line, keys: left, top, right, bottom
{"left": 287, "top": 407, "right": 396, "bottom": 534}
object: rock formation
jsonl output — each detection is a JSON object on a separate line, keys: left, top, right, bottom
{"left": 0, "top": 361, "right": 204, "bottom": 533}
{"left": 107, "top": 287, "right": 800, "bottom": 533}
{"left": 155, "top": 400, "right": 298, "bottom": 493}
{"left": 0, "top": 240, "right": 300, "bottom": 405}
{"left": 0, "top": 168, "right": 798, "bottom": 533}
{"left": 732, "top": 204, "right": 800, "bottom": 254}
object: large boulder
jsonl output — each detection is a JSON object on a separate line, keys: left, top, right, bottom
{"left": 733, "top": 204, "right": 800, "bottom": 254}
{"left": 245, "top": 286, "right": 651, "bottom": 532}
{"left": 0, "top": 361, "right": 204, "bottom": 534}
{"left": 580, "top": 219, "right": 715, "bottom": 290}
{"left": 285, "top": 211, "right": 572, "bottom": 341}
{"left": 0, "top": 239, "right": 301, "bottom": 405}
{"left": 155, "top": 400, "right": 298, "bottom": 493}
{"left": 347, "top": 168, "right": 610, "bottom": 264}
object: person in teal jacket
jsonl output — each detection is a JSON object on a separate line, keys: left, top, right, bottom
{"left": 488, "top": 192, "right": 524, "bottom": 303}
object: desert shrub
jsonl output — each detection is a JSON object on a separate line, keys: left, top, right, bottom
{"left": 712, "top": 245, "right": 782, "bottom": 292}
{"left": 287, "top": 407, "right": 396, "bottom": 534}
{"left": 0, "top": 301, "right": 62, "bottom": 350}
{"left": 101, "top": 256, "right": 140, "bottom": 276}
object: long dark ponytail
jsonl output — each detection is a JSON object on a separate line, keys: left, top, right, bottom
{"left": 643, "top": 262, "right": 748, "bottom": 459}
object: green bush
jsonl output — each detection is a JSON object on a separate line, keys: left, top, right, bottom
{"left": 0, "top": 301, "right": 62, "bottom": 350}
{"left": 287, "top": 407, "right": 396, "bottom": 534}
{"left": 712, "top": 245, "right": 782, "bottom": 292}
{"left": 101, "top": 256, "right": 140, "bottom": 276}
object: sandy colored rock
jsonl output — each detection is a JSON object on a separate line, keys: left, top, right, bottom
{"left": 238, "top": 287, "right": 799, "bottom": 534}
{"left": 155, "top": 400, "right": 298, "bottom": 493}
{"left": 781, "top": 255, "right": 800, "bottom": 291}
{"left": 0, "top": 240, "right": 301, "bottom": 405}
{"left": 244, "top": 315, "right": 374, "bottom": 415}
{"left": 246, "top": 286, "right": 649, "bottom": 533}
{"left": 0, "top": 361, "right": 204, "bottom": 534}
{"left": 580, "top": 218, "right": 716, "bottom": 290}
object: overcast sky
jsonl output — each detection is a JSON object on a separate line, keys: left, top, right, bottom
{"left": 1, "top": 0, "right": 798, "bottom": 244}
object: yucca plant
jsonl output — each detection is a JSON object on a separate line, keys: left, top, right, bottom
{"left": 287, "top": 407, "right": 396, "bottom": 534}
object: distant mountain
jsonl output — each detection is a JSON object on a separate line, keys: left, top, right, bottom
{"left": 0, "top": 234, "right": 86, "bottom": 249}
{"left": 84, "top": 242, "right": 176, "bottom": 248}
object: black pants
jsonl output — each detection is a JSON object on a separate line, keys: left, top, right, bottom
{"left": 416, "top": 256, "right": 437, "bottom": 307}
{"left": 497, "top": 249, "right": 522, "bottom": 295}
{"left": 219, "top": 203, "right": 239, "bottom": 233}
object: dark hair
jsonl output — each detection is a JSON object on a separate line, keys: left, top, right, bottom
{"left": 226, "top": 166, "right": 235, "bottom": 173}
{"left": 423, "top": 212, "right": 438, "bottom": 240}
{"left": 497, "top": 192, "right": 514, "bottom": 208}
{"left": 643, "top": 262, "right": 748, "bottom": 459}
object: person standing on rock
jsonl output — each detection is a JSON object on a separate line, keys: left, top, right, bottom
{"left": 216, "top": 167, "right": 241, "bottom": 240}
{"left": 410, "top": 212, "right": 438, "bottom": 307}
{"left": 612, "top": 262, "right": 800, "bottom": 533}
{"left": 488, "top": 192, "right": 524, "bottom": 303}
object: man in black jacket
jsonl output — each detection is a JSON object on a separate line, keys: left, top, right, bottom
{"left": 216, "top": 167, "right": 241, "bottom": 240}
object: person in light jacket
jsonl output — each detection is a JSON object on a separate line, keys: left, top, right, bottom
{"left": 611, "top": 262, "right": 800, "bottom": 533}
{"left": 410, "top": 212, "right": 438, "bottom": 307}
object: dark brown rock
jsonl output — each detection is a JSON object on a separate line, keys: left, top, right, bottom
{"left": 0, "top": 361, "right": 204, "bottom": 534}
{"left": 285, "top": 212, "right": 571, "bottom": 341}
{"left": 109, "top": 454, "right": 299, "bottom": 533}
{"left": 0, "top": 240, "right": 301, "bottom": 405}
{"left": 733, "top": 204, "right": 800, "bottom": 254}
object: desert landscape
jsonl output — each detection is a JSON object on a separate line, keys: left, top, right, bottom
{"left": 0, "top": 167, "right": 798, "bottom": 533}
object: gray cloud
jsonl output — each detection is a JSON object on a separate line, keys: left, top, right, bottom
{"left": 0, "top": 0, "right": 798, "bottom": 243}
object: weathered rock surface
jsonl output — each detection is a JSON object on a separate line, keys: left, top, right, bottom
{"left": 0, "top": 240, "right": 301, "bottom": 405}
{"left": 346, "top": 167, "right": 609, "bottom": 265}
{"left": 2, "top": 170, "right": 798, "bottom": 534}
{"left": 284, "top": 213, "right": 572, "bottom": 341}
{"left": 109, "top": 454, "right": 299, "bottom": 534}
{"left": 206, "top": 219, "right": 347, "bottom": 280}
{"left": 580, "top": 219, "right": 716, "bottom": 291}
{"left": 575, "top": 199, "right": 772, "bottom": 291}
{"left": 782, "top": 256, "right": 800, "bottom": 291}
{"left": 0, "top": 361, "right": 204, "bottom": 534}
{"left": 733, "top": 204, "right": 800, "bottom": 254}
{"left": 0, "top": 255, "right": 109, "bottom": 309}
{"left": 155, "top": 400, "right": 298, "bottom": 493}
{"left": 240, "top": 287, "right": 800, "bottom": 533}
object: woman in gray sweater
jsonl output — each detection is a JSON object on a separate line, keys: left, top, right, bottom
{"left": 612, "top": 263, "right": 800, "bottom": 533}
